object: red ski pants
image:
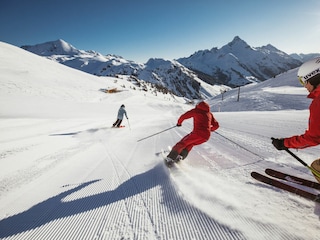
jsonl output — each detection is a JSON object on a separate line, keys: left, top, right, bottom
{"left": 172, "top": 132, "right": 209, "bottom": 154}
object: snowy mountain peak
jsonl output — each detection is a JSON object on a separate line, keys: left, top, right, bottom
{"left": 225, "top": 36, "right": 251, "bottom": 50}
{"left": 178, "top": 36, "right": 302, "bottom": 86}
{"left": 145, "top": 58, "right": 172, "bottom": 68}
{"left": 258, "top": 44, "right": 286, "bottom": 55}
{"left": 22, "top": 39, "right": 80, "bottom": 56}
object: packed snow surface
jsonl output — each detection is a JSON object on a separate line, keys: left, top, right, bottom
{"left": 0, "top": 42, "right": 319, "bottom": 239}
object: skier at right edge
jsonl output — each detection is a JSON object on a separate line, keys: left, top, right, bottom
{"left": 272, "top": 57, "right": 320, "bottom": 182}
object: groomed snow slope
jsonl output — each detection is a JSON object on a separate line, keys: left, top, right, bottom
{"left": 0, "top": 42, "right": 319, "bottom": 240}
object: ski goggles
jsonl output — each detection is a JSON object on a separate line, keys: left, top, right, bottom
{"left": 298, "top": 76, "right": 307, "bottom": 86}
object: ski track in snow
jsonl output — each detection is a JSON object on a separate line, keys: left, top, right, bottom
{"left": 0, "top": 113, "right": 319, "bottom": 239}
{"left": 0, "top": 118, "right": 246, "bottom": 240}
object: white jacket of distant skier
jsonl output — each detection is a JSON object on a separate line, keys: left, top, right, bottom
{"left": 117, "top": 105, "right": 128, "bottom": 120}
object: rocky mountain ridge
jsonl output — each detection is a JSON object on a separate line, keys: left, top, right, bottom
{"left": 21, "top": 37, "right": 319, "bottom": 99}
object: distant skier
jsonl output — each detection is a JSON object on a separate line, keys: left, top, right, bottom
{"left": 272, "top": 57, "right": 320, "bottom": 182}
{"left": 165, "top": 101, "right": 219, "bottom": 165}
{"left": 112, "top": 104, "right": 128, "bottom": 128}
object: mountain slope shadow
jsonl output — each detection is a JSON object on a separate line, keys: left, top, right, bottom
{"left": 0, "top": 163, "right": 244, "bottom": 239}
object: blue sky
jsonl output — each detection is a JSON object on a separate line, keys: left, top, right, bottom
{"left": 1, "top": 0, "right": 319, "bottom": 63}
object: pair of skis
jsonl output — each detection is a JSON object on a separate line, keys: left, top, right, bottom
{"left": 251, "top": 169, "right": 320, "bottom": 203}
{"left": 163, "top": 153, "right": 181, "bottom": 168}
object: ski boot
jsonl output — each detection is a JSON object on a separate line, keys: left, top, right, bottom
{"left": 175, "top": 155, "right": 183, "bottom": 163}
{"left": 164, "top": 157, "right": 175, "bottom": 167}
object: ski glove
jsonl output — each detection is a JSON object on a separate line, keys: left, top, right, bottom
{"left": 271, "top": 137, "right": 287, "bottom": 150}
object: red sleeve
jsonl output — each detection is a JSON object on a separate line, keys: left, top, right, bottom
{"left": 284, "top": 97, "right": 320, "bottom": 149}
{"left": 177, "top": 109, "right": 195, "bottom": 125}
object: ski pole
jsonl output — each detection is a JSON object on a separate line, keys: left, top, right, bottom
{"left": 127, "top": 118, "right": 131, "bottom": 130}
{"left": 285, "top": 149, "right": 320, "bottom": 178}
{"left": 137, "top": 126, "right": 176, "bottom": 142}
{"left": 214, "top": 131, "right": 264, "bottom": 160}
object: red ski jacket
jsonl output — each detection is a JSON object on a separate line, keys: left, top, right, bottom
{"left": 284, "top": 86, "right": 320, "bottom": 148}
{"left": 177, "top": 101, "right": 219, "bottom": 140}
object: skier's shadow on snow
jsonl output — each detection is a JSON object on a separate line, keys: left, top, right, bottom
{"left": 50, "top": 127, "right": 109, "bottom": 136}
{"left": 0, "top": 163, "right": 231, "bottom": 238}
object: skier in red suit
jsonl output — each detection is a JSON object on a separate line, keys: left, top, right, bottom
{"left": 272, "top": 57, "right": 320, "bottom": 182}
{"left": 166, "top": 101, "right": 219, "bottom": 164}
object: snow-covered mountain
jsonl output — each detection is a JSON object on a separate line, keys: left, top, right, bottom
{"left": 177, "top": 36, "right": 303, "bottom": 87}
{"left": 21, "top": 40, "right": 226, "bottom": 100}
{"left": 290, "top": 53, "right": 320, "bottom": 62}
{"left": 21, "top": 39, "right": 144, "bottom": 76}
{"left": 21, "top": 37, "right": 319, "bottom": 99}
